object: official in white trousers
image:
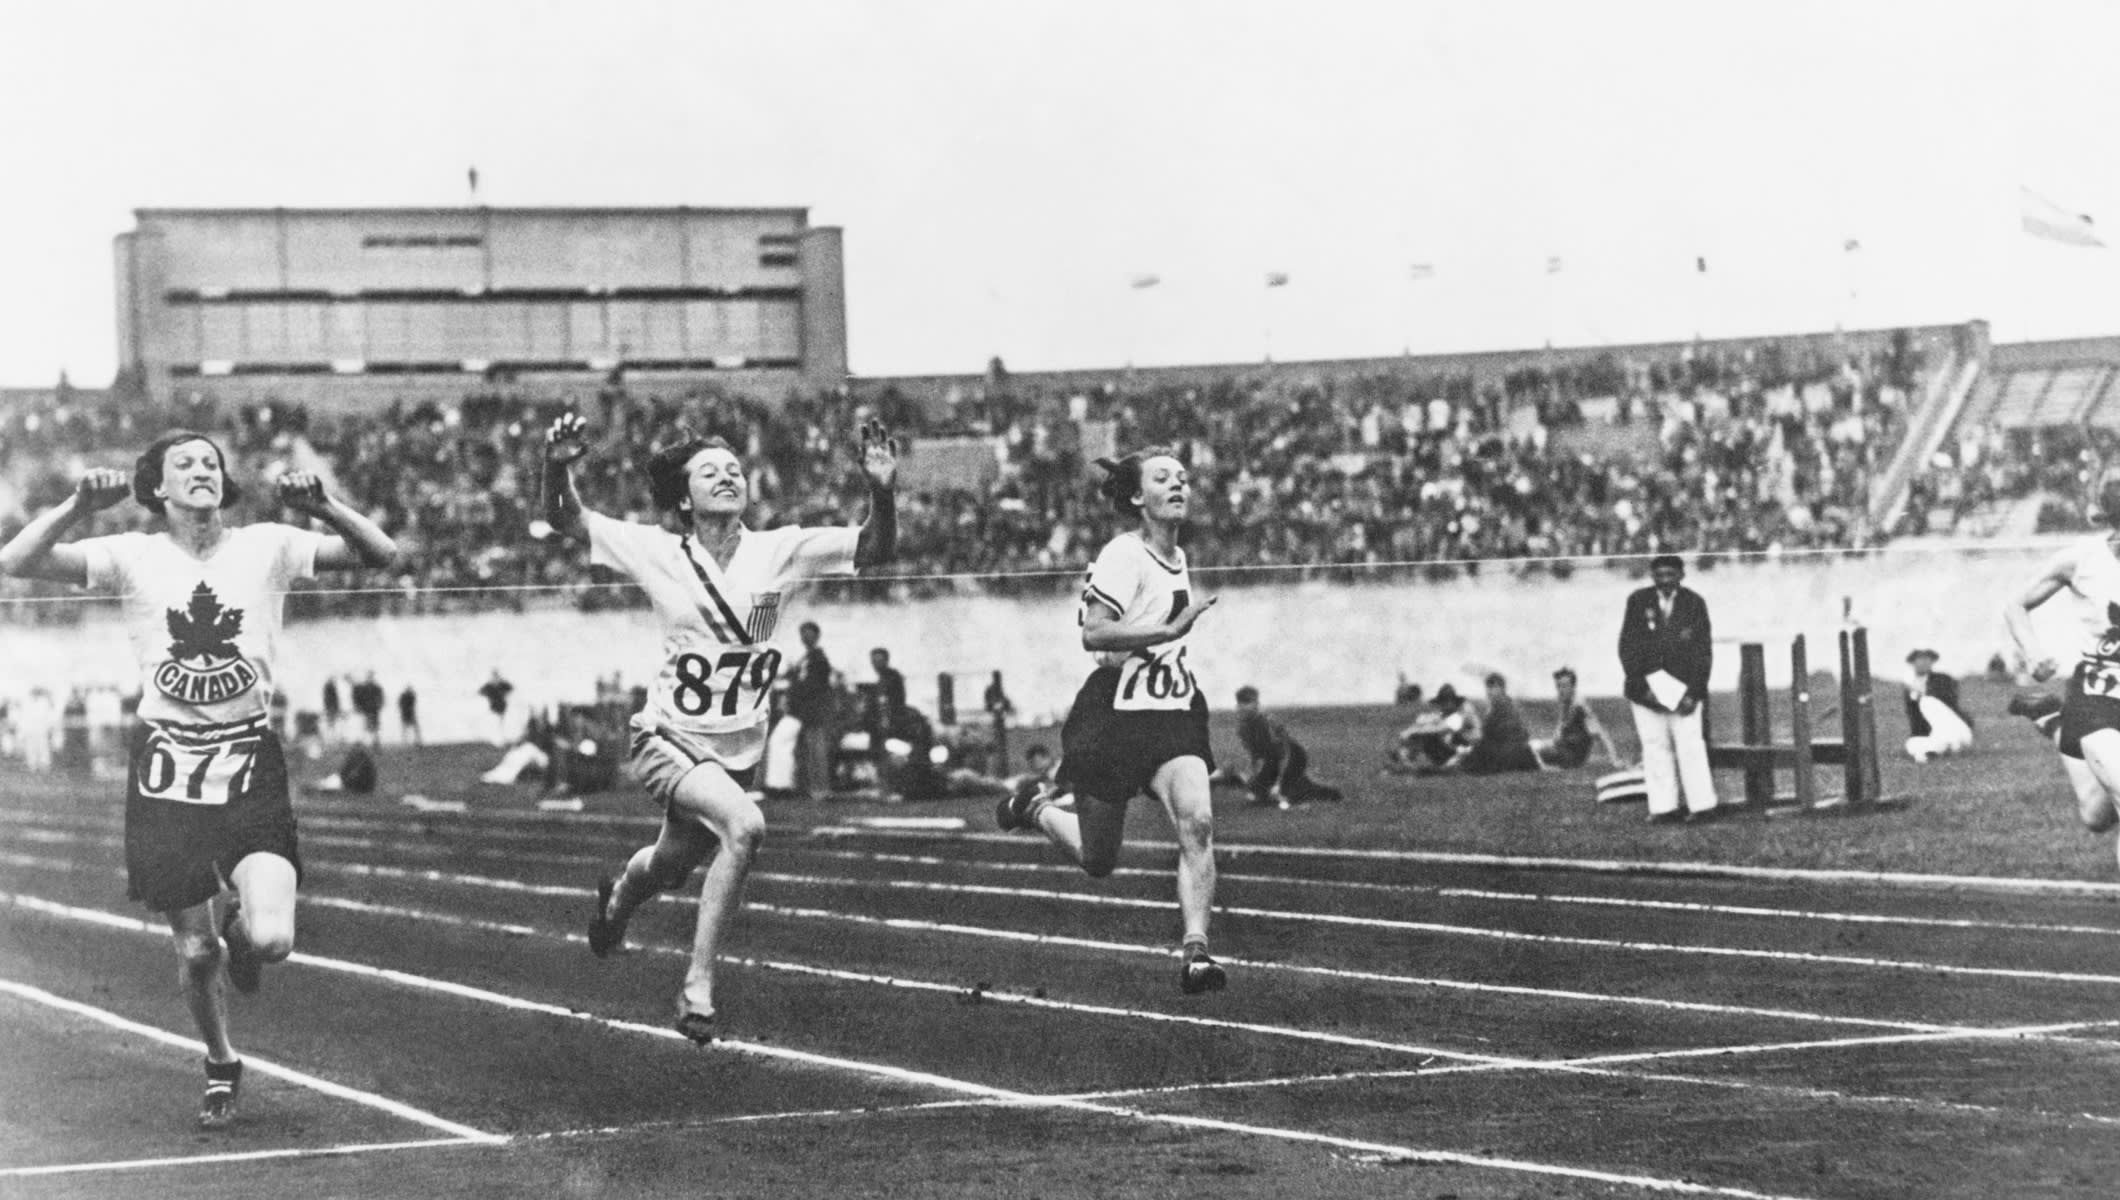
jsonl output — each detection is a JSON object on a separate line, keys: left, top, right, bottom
{"left": 1617, "top": 555, "right": 1721, "bottom": 823}
{"left": 1630, "top": 700, "right": 1718, "bottom": 818}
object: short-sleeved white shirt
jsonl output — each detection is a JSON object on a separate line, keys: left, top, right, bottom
{"left": 2059, "top": 536, "right": 2120, "bottom": 664}
{"left": 585, "top": 512, "right": 857, "bottom": 737}
{"left": 77, "top": 525, "right": 326, "bottom": 727}
{"left": 1078, "top": 532, "right": 1203, "bottom": 711}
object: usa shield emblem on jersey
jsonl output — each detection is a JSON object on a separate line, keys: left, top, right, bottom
{"left": 746, "top": 592, "right": 782, "bottom": 643}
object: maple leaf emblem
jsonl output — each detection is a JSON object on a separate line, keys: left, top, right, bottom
{"left": 166, "top": 582, "right": 244, "bottom": 663}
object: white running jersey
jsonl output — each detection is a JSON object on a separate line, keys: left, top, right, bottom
{"left": 77, "top": 525, "right": 325, "bottom": 728}
{"left": 1078, "top": 532, "right": 1203, "bottom": 711}
{"left": 2060, "top": 535, "right": 2120, "bottom": 696}
{"left": 586, "top": 512, "right": 857, "bottom": 738}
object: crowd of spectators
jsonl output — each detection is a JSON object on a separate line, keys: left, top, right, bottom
{"left": 1901, "top": 421, "right": 2116, "bottom": 536}
{"left": 0, "top": 330, "right": 1928, "bottom": 622}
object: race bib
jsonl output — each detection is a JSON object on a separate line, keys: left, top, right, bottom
{"left": 2082, "top": 657, "right": 2120, "bottom": 700}
{"left": 138, "top": 729, "right": 262, "bottom": 807}
{"left": 667, "top": 647, "right": 786, "bottom": 728}
{"left": 1114, "top": 645, "right": 1197, "bottom": 712}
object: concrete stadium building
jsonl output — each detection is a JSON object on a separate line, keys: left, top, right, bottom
{"left": 113, "top": 206, "right": 848, "bottom": 406}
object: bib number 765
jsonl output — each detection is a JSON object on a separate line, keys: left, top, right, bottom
{"left": 139, "top": 733, "right": 261, "bottom": 806}
{"left": 1116, "top": 646, "right": 1195, "bottom": 711}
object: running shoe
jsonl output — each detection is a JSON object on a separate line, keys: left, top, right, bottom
{"left": 220, "top": 902, "right": 262, "bottom": 995}
{"left": 2006, "top": 691, "right": 2062, "bottom": 722}
{"left": 995, "top": 778, "right": 1050, "bottom": 832}
{"left": 1177, "top": 943, "right": 1228, "bottom": 995}
{"left": 197, "top": 1059, "right": 242, "bottom": 1129}
{"left": 587, "top": 876, "right": 625, "bottom": 958}
{"left": 674, "top": 1010, "right": 717, "bottom": 1046}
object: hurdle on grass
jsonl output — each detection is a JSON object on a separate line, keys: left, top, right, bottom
{"left": 1706, "top": 625, "right": 1888, "bottom": 812}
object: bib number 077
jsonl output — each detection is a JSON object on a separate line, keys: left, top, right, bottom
{"left": 139, "top": 734, "right": 261, "bottom": 806}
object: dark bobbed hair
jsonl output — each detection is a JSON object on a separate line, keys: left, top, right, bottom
{"left": 133, "top": 430, "right": 243, "bottom": 515}
{"left": 1648, "top": 553, "right": 1687, "bottom": 574}
{"left": 1093, "top": 445, "right": 1184, "bottom": 518}
{"left": 646, "top": 431, "right": 740, "bottom": 513}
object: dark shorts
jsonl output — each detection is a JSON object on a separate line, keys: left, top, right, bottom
{"left": 124, "top": 722, "right": 300, "bottom": 913}
{"left": 2059, "top": 668, "right": 2120, "bottom": 761}
{"left": 1054, "top": 666, "right": 1214, "bottom": 803}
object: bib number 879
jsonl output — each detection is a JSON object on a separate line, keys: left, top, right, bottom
{"left": 673, "top": 648, "right": 784, "bottom": 717}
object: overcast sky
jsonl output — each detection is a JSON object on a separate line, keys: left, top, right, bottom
{"left": 3, "top": 0, "right": 2116, "bottom": 387}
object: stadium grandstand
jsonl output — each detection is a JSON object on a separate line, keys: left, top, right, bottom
{"left": 6, "top": 294, "right": 2067, "bottom": 623}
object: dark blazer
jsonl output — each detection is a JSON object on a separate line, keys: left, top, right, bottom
{"left": 1618, "top": 585, "right": 1713, "bottom": 712}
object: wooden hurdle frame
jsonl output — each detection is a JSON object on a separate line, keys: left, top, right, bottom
{"left": 1707, "top": 626, "right": 1888, "bottom": 812}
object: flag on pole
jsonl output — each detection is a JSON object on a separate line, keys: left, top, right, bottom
{"left": 1545, "top": 256, "right": 1563, "bottom": 275}
{"left": 1408, "top": 262, "right": 1435, "bottom": 280}
{"left": 1843, "top": 238, "right": 1862, "bottom": 253}
{"left": 1264, "top": 271, "right": 1289, "bottom": 288}
{"left": 1127, "top": 273, "right": 1162, "bottom": 289}
{"left": 468, "top": 166, "right": 480, "bottom": 201}
{"left": 2021, "top": 187, "right": 2104, "bottom": 248}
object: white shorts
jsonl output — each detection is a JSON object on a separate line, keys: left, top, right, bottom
{"left": 626, "top": 715, "right": 765, "bottom": 806}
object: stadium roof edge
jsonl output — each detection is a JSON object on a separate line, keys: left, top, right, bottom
{"left": 851, "top": 321, "right": 1978, "bottom": 392}
{"left": 129, "top": 205, "right": 813, "bottom": 221}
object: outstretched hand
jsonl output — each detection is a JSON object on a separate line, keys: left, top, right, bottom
{"left": 276, "top": 472, "right": 331, "bottom": 516}
{"left": 858, "top": 418, "right": 897, "bottom": 490}
{"left": 1172, "top": 594, "right": 1218, "bottom": 636}
{"left": 546, "top": 412, "right": 590, "bottom": 465}
{"left": 74, "top": 468, "right": 130, "bottom": 513}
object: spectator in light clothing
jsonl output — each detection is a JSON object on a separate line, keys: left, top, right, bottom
{"left": 1618, "top": 555, "right": 1720, "bottom": 823}
{"left": 1903, "top": 649, "right": 1973, "bottom": 763}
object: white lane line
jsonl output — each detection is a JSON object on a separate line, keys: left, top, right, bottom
{"left": 24, "top": 814, "right": 2120, "bottom": 948}
{"left": 0, "top": 1139, "right": 482, "bottom": 1180}
{"left": 26, "top": 885, "right": 2120, "bottom": 1162}
{"left": 0, "top": 852, "right": 2033, "bottom": 1034}
{"left": 276, "top": 893, "right": 2120, "bottom": 1132}
{"left": 809, "top": 823, "right": 2120, "bottom": 898}
{"left": 784, "top": 846, "right": 2120, "bottom": 940}
{"left": 0, "top": 892, "right": 1826, "bottom": 1200}
{"left": 14, "top": 802, "right": 2120, "bottom": 899}
{"left": 307, "top": 829, "right": 2120, "bottom": 943}
{"left": 0, "top": 976, "right": 503, "bottom": 1145}
{"left": 752, "top": 871, "right": 2120, "bottom": 989}
{"left": 313, "top": 857, "right": 2120, "bottom": 990}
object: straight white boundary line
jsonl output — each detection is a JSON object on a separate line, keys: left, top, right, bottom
{"left": 0, "top": 978, "right": 503, "bottom": 1145}
{"left": 817, "top": 824, "right": 2120, "bottom": 899}
{"left": 750, "top": 870, "right": 2120, "bottom": 989}
{"left": 37, "top": 880, "right": 2120, "bottom": 1137}
{"left": 0, "top": 1139, "right": 483, "bottom": 1181}
{"left": 0, "top": 891, "right": 1827, "bottom": 1200}
{"left": 2, "top": 847, "right": 2099, "bottom": 1035}
{"left": 12, "top": 802, "right": 2120, "bottom": 899}
{"left": 27, "top": 819, "right": 2120, "bottom": 946}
